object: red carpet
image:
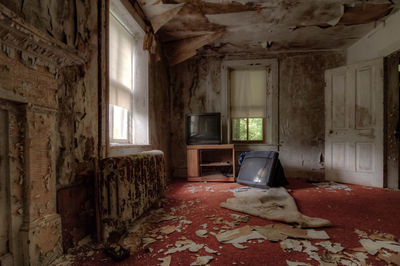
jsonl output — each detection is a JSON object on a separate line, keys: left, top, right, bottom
{"left": 74, "top": 178, "right": 400, "bottom": 265}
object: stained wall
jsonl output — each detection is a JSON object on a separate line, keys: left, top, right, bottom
{"left": 0, "top": 0, "right": 171, "bottom": 264}
{"left": 169, "top": 51, "right": 345, "bottom": 179}
{"left": 0, "top": 1, "right": 100, "bottom": 261}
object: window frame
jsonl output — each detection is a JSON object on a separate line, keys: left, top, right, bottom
{"left": 221, "top": 59, "right": 279, "bottom": 147}
{"left": 109, "top": 104, "right": 132, "bottom": 144}
{"left": 230, "top": 117, "right": 266, "bottom": 143}
{"left": 108, "top": 10, "right": 134, "bottom": 144}
{"left": 106, "top": 0, "right": 149, "bottom": 151}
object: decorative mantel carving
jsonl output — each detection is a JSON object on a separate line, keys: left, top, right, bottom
{"left": 0, "top": 3, "right": 86, "bottom": 68}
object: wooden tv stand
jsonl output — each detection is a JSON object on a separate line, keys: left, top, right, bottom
{"left": 187, "top": 144, "right": 235, "bottom": 182}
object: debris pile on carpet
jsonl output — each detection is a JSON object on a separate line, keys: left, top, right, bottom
{"left": 68, "top": 180, "right": 400, "bottom": 266}
{"left": 311, "top": 181, "right": 353, "bottom": 192}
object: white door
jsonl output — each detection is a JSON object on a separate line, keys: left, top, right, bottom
{"left": 325, "top": 58, "right": 384, "bottom": 187}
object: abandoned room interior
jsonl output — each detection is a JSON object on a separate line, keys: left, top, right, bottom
{"left": 1, "top": 0, "right": 400, "bottom": 265}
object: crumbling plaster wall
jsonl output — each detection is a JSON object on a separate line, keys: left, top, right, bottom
{"left": 0, "top": 0, "right": 100, "bottom": 187}
{"left": 169, "top": 51, "right": 345, "bottom": 179}
{"left": 0, "top": 45, "right": 64, "bottom": 265}
{"left": 0, "top": 0, "right": 99, "bottom": 264}
{"left": 0, "top": 0, "right": 172, "bottom": 264}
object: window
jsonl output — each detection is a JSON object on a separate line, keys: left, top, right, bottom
{"left": 230, "top": 69, "right": 267, "bottom": 142}
{"left": 109, "top": 3, "right": 149, "bottom": 145}
{"left": 222, "top": 59, "right": 278, "bottom": 145}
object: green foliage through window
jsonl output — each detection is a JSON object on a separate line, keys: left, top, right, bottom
{"left": 232, "top": 118, "right": 263, "bottom": 141}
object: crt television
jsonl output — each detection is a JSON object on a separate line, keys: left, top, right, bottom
{"left": 186, "top": 113, "right": 221, "bottom": 145}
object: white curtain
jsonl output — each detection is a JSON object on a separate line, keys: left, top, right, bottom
{"left": 230, "top": 69, "right": 267, "bottom": 118}
{"left": 109, "top": 12, "right": 149, "bottom": 144}
{"left": 109, "top": 14, "right": 133, "bottom": 110}
{"left": 132, "top": 40, "right": 149, "bottom": 145}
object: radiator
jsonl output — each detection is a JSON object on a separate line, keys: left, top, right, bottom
{"left": 100, "top": 150, "right": 166, "bottom": 240}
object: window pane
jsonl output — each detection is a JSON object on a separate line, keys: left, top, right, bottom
{"left": 112, "top": 105, "right": 128, "bottom": 140}
{"left": 109, "top": 14, "right": 133, "bottom": 91}
{"left": 108, "top": 8, "right": 149, "bottom": 145}
{"left": 248, "top": 118, "right": 263, "bottom": 141}
{"left": 232, "top": 118, "right": 247, "bottom": 141}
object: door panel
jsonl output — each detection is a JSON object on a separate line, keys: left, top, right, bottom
{"left": 332, "top": 143, "right": 346, "bottom": 169}
{"left": 356, "top": 67, "right": 374, "bottom": 128}
{"left": 356, "top": 142, "right": 374, "bottom": 172}
{"left": 325, "top": 58, "right": 383, "bottom": 187}
{"left": 332, "top": 73, "right": 347, "bottom": 129}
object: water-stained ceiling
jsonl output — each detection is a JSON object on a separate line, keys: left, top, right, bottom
{"left": 138, "top": 0, "right": 399, "bottom": 65}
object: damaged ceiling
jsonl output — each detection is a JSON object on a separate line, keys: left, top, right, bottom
{"left": 138, "top": 0, "right": 399, "bottom": 65}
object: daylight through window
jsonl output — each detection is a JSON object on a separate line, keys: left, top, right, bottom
{"left": 230, "top": 69, "right": 267, "bottom": 142}
{"left": 109, "top": 7, "right": 149, "bottom": 145}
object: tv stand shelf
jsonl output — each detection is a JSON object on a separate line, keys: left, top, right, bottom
{"left": 187, "top": 144, "right": 235, "bottom": 182}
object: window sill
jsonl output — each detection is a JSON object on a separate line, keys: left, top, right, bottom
{"left": 108, "top": 143, "right": 152, "bottom": 157}
{"left": 233, "top": 143, "right": 279, "bottom": 152}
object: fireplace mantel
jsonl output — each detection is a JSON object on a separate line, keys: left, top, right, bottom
{"left": 0, "top": 3, "right": 86, "bottom": 69}
{"left": 0, "top": 3, "right": 90, "bottom": 265}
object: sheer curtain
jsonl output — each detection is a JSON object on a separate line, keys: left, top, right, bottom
{"left": 109, "top": 14, "right": 133, "bottom": 110}
{"left": 230, "top": 69, "right": 267, "bottom": 118}
{"left": 109, "top": 12, "right": 149, "bottom": 144}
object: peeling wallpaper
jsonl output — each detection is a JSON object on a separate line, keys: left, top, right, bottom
{"left": 0, "top": 0, "right": 99, "bottom": 187}
{"left": 0, "top": 0, "right": 171, "bottom": 264}
{"left": 169, "top": 51, "right": 345, "bottom": 179}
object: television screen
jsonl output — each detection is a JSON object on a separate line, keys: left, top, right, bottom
{"left": 186, "top": 113, "right": 221, "bottom": 145}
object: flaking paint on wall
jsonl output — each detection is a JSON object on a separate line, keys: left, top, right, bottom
{"left": 0, "top": 1, "right": 172, "bottom": 264}
{"left": 0, "top": 0, "right": 99, "bottom": 264}
{"left": 169, "top": 51, "right": 345, "bottom": 179}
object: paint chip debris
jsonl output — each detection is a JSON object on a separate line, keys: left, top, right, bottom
{"left": 205, "top": 187, "right": 215, "bottom": 192}
{"left": 312, "top": 181, "right": 352, "bottom": 191}
{"left": 359, "top": 238, "right": 400, "bottom": 255}
{"left": 164, "top": 240, "right": 204, "bottom": 255}
{"left": 232, "top": 243, "right": 248, "bottom": 249}
{"left": 190, "top": 255, "right": 214, "bottom": 266}
{"left": 205, "top": 246, "right": 219, "bottom": 255}
{"left": 280, "top": 239, "right": 303, "bottom": 252}
{"left": 286, "top": 260, "right": 311, "bottom": 266}
{"left": 196, "top": 229, "right": 208, "bottom": 238}
{"left": 158, "top": 255, "right": 171, "bottom": 266}
{"left": 316, "top": 241, "right": 344, "bottom": 253}
{"left": 159, "top": 225, "right": 176, "bottom": 235}
{"left": 142, "top": 237, "right": 157, "bottom": 247}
